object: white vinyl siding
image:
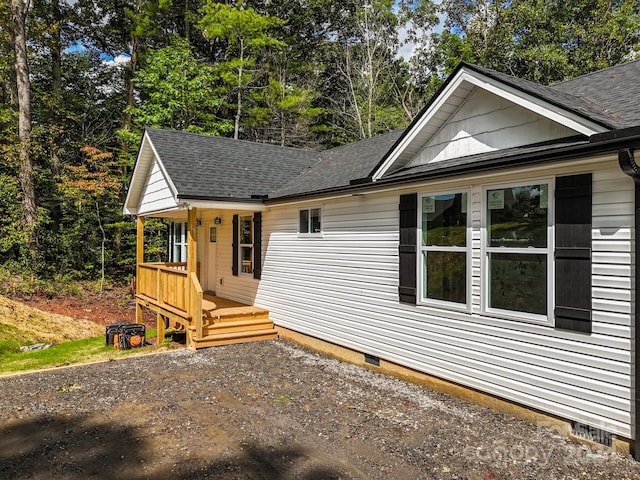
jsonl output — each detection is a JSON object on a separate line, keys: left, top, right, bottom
{"left": 255, "top": 157, "right": 635, "bottom": 438}
{"left": 138, "top": 160, "right": 177, "bottom": 215}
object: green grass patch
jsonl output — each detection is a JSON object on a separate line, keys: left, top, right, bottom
{"left": 0, "top": 329, "right": 159, "bottom": 375}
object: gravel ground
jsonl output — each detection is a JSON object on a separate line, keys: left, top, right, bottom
{"left": 1, "top": 340, "right": 639, "bottom": 480}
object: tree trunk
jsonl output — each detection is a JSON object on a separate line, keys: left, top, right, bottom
{"left": 96, "top": 201, "right": 106, "bottom": 292}
{"left": 234, "top": 41, "right": 245, "bottom": 140}
{"left": 124, "top": 35, "right": 139, "bottom": 133}
{"left": 12, "top": 0, "right": 37, "bottom": 235}
{"left": 50, "top": 0, "right": 62, "bottom": 174}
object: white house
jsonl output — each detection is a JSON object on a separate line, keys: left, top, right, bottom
{"left": 124, "top": 60, "right": 640, "bottom": 457}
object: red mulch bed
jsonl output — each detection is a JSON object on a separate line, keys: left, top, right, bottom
{"left": 24, "top": 286, "right": 156, "bottom": 329}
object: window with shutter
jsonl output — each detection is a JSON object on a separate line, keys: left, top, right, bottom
{"left": 399, "top": 193, "right": 417, "bottom": 304}
{"left": 554, "top": 173, "right": 592, "bottom": 333}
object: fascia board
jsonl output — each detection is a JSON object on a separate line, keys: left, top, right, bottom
{"left": 178, "top": 200, "right": 268, "bottom": 211}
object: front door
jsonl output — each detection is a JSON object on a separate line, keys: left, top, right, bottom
{"left": 206, "top": 223, "right": 218, "bottom": 292}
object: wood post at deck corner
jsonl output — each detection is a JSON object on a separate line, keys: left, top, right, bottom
{"left": 156, "top": 312, "right": 165, "bottom": 348}
{"left": 187, "top": 207, "right": 198, "bottom": 336}
{"left": 135, "top": 216, "right": 144, "bottom": 325}
{"left": 187, "top": 207, "right": 197, "bottom": 275}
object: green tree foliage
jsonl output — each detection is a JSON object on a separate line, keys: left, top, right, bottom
{"left": 248, "top": 74, "right": 322, "bottom": 147}
{"left": 130, "top": 37, "right": 231, "bottom": 135}
{"left": 198, "top": 0, "right": 286, "bottom": 139}
{"left": 441, "top": 0, "right": 640, "bottom": 84}
{"left": 0, "top": 0, "right": 637, "bottom": 285}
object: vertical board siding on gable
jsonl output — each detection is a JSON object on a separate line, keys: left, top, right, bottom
{"left": 410, "top": 90, "right": 576, "bottom": 166}
{"left": 255, "top": 161, "right": 635, "bottom": 438}
{"left": 138, "top": 161, "right": 176, "bottom": 214}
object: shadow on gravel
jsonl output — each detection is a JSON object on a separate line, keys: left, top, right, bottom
{"left": 0, "top": 415, "right": 346, "bottom": 479}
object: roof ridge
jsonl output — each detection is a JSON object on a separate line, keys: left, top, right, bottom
{"left": 145, "top": 127, "right": 321, "bottom": 155}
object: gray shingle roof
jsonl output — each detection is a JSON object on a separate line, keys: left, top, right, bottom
{"left": 142, "top": 60, "right": 640, "bottom": 204}
{"left": 465, "top": 63, "right": 624, "bottom": 129}
{"left": 146, "top": 128, "right": 321, "bottom": 201}
{"left": 269, "top": 129, "right": 405, "bottom": 199}
{"left": 551, "top": 59, "right": 640, "bottom": 128}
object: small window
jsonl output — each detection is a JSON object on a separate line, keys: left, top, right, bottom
{"left": 209, "top": 226, "right": 217, "bottom": 243}
{"left": 170, "top": 222, "right": 188, "bottom": 262}
{"left": 239, "top": 215, "right": 253, "bottom": 274}
{"left": 299, "top": 207, "right": 322, "bottom": 235}
{"left": 485, "top": 182, "right": 551, "bottom": 319}
{"left": 419, "top": 192, "right": 469, "bottom": 306}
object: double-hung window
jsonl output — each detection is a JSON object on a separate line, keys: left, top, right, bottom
{"left": 239, "top": 215, "right": 253, "bottom": 274}
{"left": 485, "top": 181, "right": 552, "bottom": 320}
{"left": 299, "top": 207, "right": 322, "bottom": 235}
{"left": 419, "top": 192, "right": 469, "bottom": 306}
{"left": 170, "top": 222, "right": 188, "bottom": 262}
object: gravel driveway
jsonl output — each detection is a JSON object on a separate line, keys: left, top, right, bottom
{"left": 1, "top": 340, "right": 638, "bottom": 479}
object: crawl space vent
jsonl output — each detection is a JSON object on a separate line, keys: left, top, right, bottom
{"left": 571, "top": 421, "right": 612, "bottom": 447}
{"left": 364, "top": 353, "right": 380, "bottom": 367}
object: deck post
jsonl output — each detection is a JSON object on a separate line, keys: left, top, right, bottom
{"left": 156, "top": 312, "right": 164, "bottom": 348}
{"left": 187, "top": 207, "right": 200, "bottom": 339}
{"left": 187, "top": 208, "right": 197, "bottom": 275}
{"left": 135, "top": 216, "right": 144, "bottom": 324}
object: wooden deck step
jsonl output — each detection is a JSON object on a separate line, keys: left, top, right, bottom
{"left": 189, "top": 328, "right": 278, "bottom": 349}
{"left": 203, "top": 307, "right": 270, "bottom": 323}
{"left": 201, "top": 317, "right": 273, "bottom": 336}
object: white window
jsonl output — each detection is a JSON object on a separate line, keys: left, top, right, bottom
{"left": 484, "top": 181, "right": 552, "bottom": 321}
{"left": 170, "top": 222, "right": 188, "bottom": 262}
{"left": 239, "top": 215, "right": 253, "bottom": 274}
{"left": 299, "top": 207, "right": 322, "bottom": 235}
{"left": 419, "top": 192, "right": 469, "bottom": 307}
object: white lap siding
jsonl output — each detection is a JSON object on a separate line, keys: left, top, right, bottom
{"left": 138, "top": 160, "right": 177, "bottom": 215}
{"left": 255, "top": 156, "right": 635, "bottom": 439}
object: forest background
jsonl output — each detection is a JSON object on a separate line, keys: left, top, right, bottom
{"left": 1, "top": 0, "right": 639, "bottom": 293}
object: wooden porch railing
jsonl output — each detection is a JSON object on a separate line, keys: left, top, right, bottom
{"left": 137, "top": 262, "right": 204, "bottom": 340}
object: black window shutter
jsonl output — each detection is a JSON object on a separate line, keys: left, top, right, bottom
{"left": 399, "top": 193, "right": 418, "bottom": 304}
{"left": 555, "top": 173, "right": 592, "bottom": 333}
{"left": 232, "top": 214, "right": 239, "bottom": 276}
{"left": 253, "top": 212, "right": 262, "bottom": 280}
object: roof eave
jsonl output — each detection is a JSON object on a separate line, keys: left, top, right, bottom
{"left": 267, "top": 131, "right": 640, "bottom": 204}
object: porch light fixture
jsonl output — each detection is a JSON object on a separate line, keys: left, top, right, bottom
{"left": 214, "top": 217, "right": 222, "bottom": 225}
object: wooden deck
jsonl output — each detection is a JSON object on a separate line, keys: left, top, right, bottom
{"left": 135, "top": 262, "right": 277, "bottom": 350}
{"left": 189, "top": 294, "right": 278, "bottom": 349}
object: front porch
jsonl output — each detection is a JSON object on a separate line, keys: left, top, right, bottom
{"left": 134, "top": 210, "right": 277, "bottom": 350}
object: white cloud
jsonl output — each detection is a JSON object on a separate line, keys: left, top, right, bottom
{"left": 102, "top": 53, "right": 131, "bottom": 67}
